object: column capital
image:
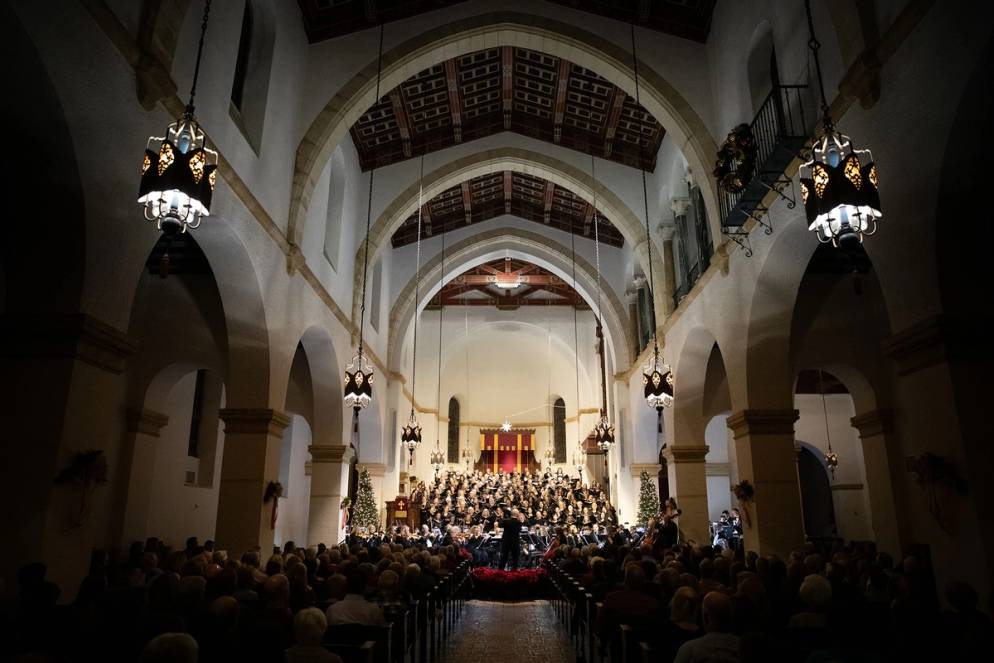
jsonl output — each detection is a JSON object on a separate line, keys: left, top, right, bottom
{"left": 1, "top": 313, "right": 138, "bottom": 374}
{"left": 126, "top": 408, "right": 170, "bottom": 436}
{"left": 362, "top": 462, "right": 387, "bottom": 477}
{"left": 663, "top": 445, "right": 709, "bottom": 463}
{"left": 850, "top": 409, "right": 894, "bottom": 438}
{"left": 630, "top": 462, "right": 662, "bottom": 477}
{"left": 726, "top": 409, "right": 799, "bottom": 438}
{"left": 658, "top": 223, "right": 677, "bottom": 242}
{"left": 309, "top": 444, "right": 353, "bottom": 463}
{"left": 219, "top": 408, "right": 291, "bottom": 435}
{"left": 670, "top": 197, "right": 692, "bottom": 218}
{"left": 304, "top": 461, "right": 313, "bottom": 477}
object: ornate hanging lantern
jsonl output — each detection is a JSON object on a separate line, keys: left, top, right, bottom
{"left": 401, "top": 410, "right": 422, "bottom": 465}
{"left": 594, "top": 414, "right": 615, "bottom": 452}
{"left": 643, "top": 353, "right": 674, "bottom": 433}
{"left": 344, "top": 25, "right": 386, "bottom": 425}
{"left": 798, "top": 0, "right": 882, "bottom": 249}
{"left": 430, "top": 449, "right": 446, "bottom": 474}
{"left": 138, "top": 1, "right": 218, "bottom": 236}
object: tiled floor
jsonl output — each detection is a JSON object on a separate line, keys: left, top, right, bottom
{"left": 445, "top": 600, "right": 574, "bottom": 662}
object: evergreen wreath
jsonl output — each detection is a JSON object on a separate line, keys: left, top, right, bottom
{"left": 713, "top": 123, "right": 757, "bottom": 193}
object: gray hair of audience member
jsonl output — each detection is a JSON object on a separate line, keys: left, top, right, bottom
{"left": 294, "top": 607, "right": 328, "bottom": 646}
{"left": 669, "top": 586, "right": 700, "bottom": 624}
{"left": 798, "top": 573, "right": 832, "bottom": 611}
{"left": 702, "top": 591, "right": 735, "bottom": 633}
{"left": 140, "top": 633, "right": 198, "bottom": 663}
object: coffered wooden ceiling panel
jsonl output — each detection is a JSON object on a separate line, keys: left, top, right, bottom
{"left": 546, "top": 0, "right": 717, "bottom": 43}
{"left": 351, "top": 46, "right": 665, "bottom": 171}
{"left": 391, "top": 170, "right": 623, "bottom": 248}
{"left": 428, "top": 257, "right": 588, "bottom": 308}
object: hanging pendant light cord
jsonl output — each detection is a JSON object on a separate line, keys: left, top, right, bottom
{"left": 435, "top": 223, "right": 446, "bottom": 452}
{"left": 804, "top": 0, "right": 832, "bottom": 124}
{"left": 410, "top": 155, "right": 426, "bottom": 417}
{"left": 357, "top": 24, "right": 386, "bottom": 363}
{"left": 185, "top": 0, "right": 213, "bottom": 117}
{"left": 570, "top": 223, "right": 583, "bottom": 454}
{"left": 591, "top": 155, "right": 608, "bottom": 418}
{"left": 818, "top": 369, "right": 834, "bottom": 460}
{"left": 629, "top": 24, "right": 659, "bottom": 362}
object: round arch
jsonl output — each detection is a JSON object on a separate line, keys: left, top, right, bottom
{"left": 277, "top": 325, "right": 345, "bottom": 449}
{"left": 289, "top": 11, "right": 722, "bottom": 255}
{"left": 365, "top": 147, "right": 659, "bottom": 335}
{"left": 387, "top": 227, "right": 632, "bottom": 373}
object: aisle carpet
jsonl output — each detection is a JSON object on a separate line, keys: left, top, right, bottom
{"left": 444, "top": 600, "right": 573, "bottom": 662}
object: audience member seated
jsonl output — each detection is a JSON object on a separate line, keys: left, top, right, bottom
{"left": 287, "top": 608, "right": 344, "bottom": 663}
{"left": 673, "top": 591, "right": 739, "bottom": 663}
{"left": 326, "top": 568, "right": 386, "bottom": 626}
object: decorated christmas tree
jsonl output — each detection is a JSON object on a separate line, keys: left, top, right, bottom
{"left": 352, "top": 466, "right": 380, "bottom": 530}
{"left": 637, "top": 470, "right": 660, "bottom": 525}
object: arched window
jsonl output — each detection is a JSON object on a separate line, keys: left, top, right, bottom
{"left": 228, "top": 1, "right": 274, "bottom": 153}
{"left": 447, "top": 398, "right": 460, "bottom": 462}
{"left": 553, "top": 398, "right": 566, "bottom": 463}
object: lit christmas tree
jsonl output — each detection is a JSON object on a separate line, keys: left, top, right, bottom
{"left": 637, "top": 470, "right": 660, "bottom": 525}
{"left": 351, "top": 466, "right": 380, "bottom": 530}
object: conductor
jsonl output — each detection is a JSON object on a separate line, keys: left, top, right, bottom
{"left": 498, "top": 508, "right": 523, "bottom": 570}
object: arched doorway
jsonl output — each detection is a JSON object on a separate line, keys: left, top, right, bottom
{"left": 797, "top": 444, "right": 837, "bottom": 541}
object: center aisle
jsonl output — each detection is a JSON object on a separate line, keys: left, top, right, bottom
{"left": 444, "top": 600, "right": 574, "bottom": 662}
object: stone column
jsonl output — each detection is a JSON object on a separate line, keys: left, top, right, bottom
{"left": 850, "top": 409, "right": 907, "bottom": 558}
{"left": 118, "top": 408, "right": 169, "bottom": 547}
{"left": 2, "top": 314, "right": 136, "bottom": 595}
{"left": 215, "top": 409, "right": 290, "bottom": 556}
{"left": 726, "top": 409, "right": 805, "bottom": 557}
{"left": 662, "top": 446, "right": 710, "bottom": 544}
{"left": 308, "top": 445, "right": 354, "bottom": 547}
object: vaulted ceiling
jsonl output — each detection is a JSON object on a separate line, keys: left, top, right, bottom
{"left": 390, "top": 170, "right": 624, "bottom": 248}
{"left": 297, "top": 1, "right": 716, "bottom": 43}
{"left": 428, "top": 257, "right": 587, "bottom": 309}
{"left": 351, "top": 46, "right": 665, "bottom": 172}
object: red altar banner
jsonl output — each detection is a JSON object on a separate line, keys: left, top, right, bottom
{"left": 477, "top": 429, "right": 536, "bottom": 473}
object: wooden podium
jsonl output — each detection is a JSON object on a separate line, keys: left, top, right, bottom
{"left": 386, "top": 495, "right": 420, "bottom": 529}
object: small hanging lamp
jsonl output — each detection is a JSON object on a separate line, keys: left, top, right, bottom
{"left": 138, "top": 0, "right": 218, "bottom": 236}
{"left": 798, "top": 0, "right": 882, "bottom": 249}
{"left": 629, "top": 24, "right": 675, "bottom": 423}
{"left": 344, "top": 25, "right": 387, "bottom": 427}
{"left": 401, "top": 156, "right": 428, "bottom": 465}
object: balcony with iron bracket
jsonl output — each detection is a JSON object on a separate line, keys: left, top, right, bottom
{"left": 719, "top": 85, "right": 812, "bottom": 255}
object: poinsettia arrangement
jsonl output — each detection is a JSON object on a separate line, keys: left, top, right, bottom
{"left": 471, "top": 567, "right": 547, "bottom": 586}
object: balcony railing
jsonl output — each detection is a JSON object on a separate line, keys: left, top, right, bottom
{"left": 719, "top": 85, "right": 811, "bottom": 230}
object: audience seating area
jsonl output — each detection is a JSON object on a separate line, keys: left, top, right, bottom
{"left": 2, "top": 539, "right": 472, "bottom": 662}
{"left": 544, "top": 539, "right": 991, "bottom": 663}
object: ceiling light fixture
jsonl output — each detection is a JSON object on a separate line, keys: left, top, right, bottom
{"left": 344, "top": 24, "right": 386, "bottom": 426}
{"left": 138, "top": 0, "right": 218, "bottom": 237}
{"left": 799, "top": 0, "right": 882, "bottom": 249}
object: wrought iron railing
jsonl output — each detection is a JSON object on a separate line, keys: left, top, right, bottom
{"left": 719, "top": 84, "right": 811, "bottom": 231}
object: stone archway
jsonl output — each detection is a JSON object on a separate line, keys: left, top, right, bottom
{"left": 367, "top": 148, "right": 657, "bottom": 342}
{"left": 387, "top": 227, "right": 632, "bottom": 374}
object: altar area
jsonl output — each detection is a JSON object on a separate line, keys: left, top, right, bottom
{"left": 474, "top": 428, "right": 538, "bottom": 474}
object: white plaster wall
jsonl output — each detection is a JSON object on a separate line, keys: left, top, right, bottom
{"left": 274, "top": 415, "right": 313, "bottom": 547}
{"left": 705, "top": 415, "right": 732, "bottom": 520}
{"left": 146, "top": 372, "right": 224, "bottom": 548}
